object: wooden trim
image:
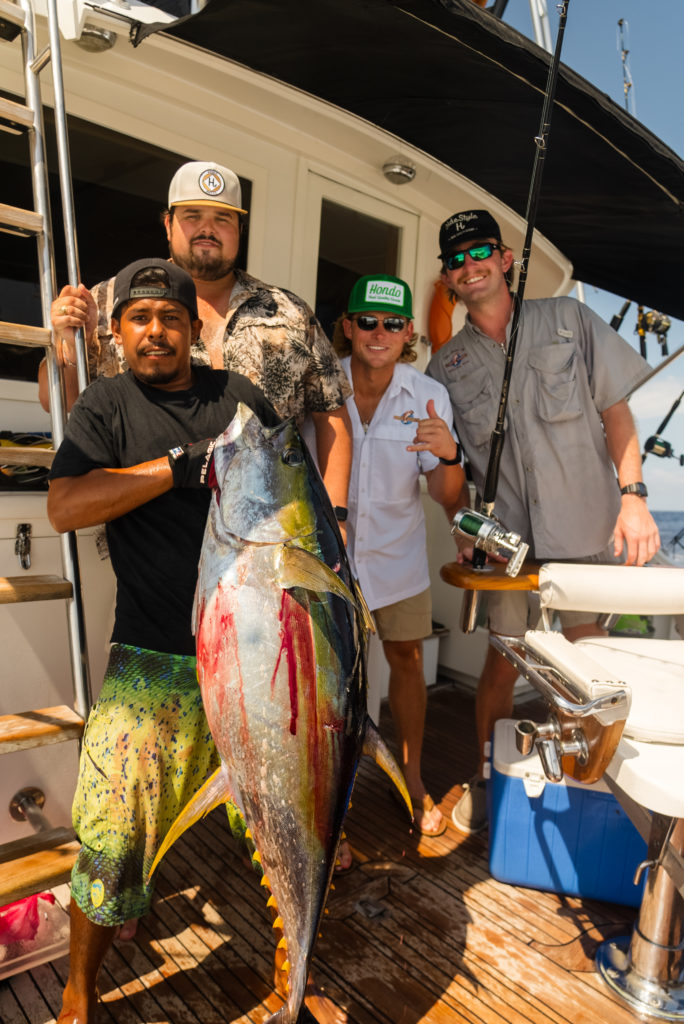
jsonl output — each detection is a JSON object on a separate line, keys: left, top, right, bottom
{"left": 0, "top": 203, "right": 42, "bottom": 236}
{"left": 0, "top": 94, "right": 32, "bottom": 130}
{"left": 0, "top": 836, "right": 80, "bottom": 905}
{"left": 0, "top": 445, "right": 55, "bottom": 467}
{"left": 0, "top": 575, "right": 72, "bottom": 604}
{"left": 0, "top": 705, "right": 84, "bottom": 754}
{"left": 441, "top": 560, "right": 541, "bottom": 591}
{"left": 0, "top": 321, "right": 51, "bottom": 348}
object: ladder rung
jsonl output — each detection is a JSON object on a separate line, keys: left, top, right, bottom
{"left": 0, "top": 830, "right": 79, "bottom": 905}
{"left": 0, "top": 705, "right": 84, "bottom": 754}
{"left": 0, "top": 95, "right": 33, "bottom": 132}
{"left": 0, "top": 203, "right": 43, "bottom": 237}
{"left": 0, "top": 321, "right": 51, "bottom": 348}
{"left": 0, "top": 575, "right": 73, "bottom": 604}
{"left": 0, "top": 0, "right": 26, "bottom": 31}
{"left": 0, "top": 445, "right": 55, "bottom": 467}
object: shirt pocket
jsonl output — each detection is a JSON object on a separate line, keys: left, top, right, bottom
{"left": 528, "top": 342, "right": 582, "bottom": 423}
{"left": 445, "top": 364, "right": 494, "bottom": 448}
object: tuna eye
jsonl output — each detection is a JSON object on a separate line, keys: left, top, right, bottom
{"left": 282, "top": 447, "right": 303, "bottom": 467}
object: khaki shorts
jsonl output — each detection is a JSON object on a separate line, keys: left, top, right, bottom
{"left": 373, "top": 587, "right": 432, "bottom": 642}
{"left": 487, "top": 544, "right": 622, "bottom": 637}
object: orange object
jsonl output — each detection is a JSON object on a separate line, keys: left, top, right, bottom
{"left": 428, "top": 278, "right": 457, "bottom": 353}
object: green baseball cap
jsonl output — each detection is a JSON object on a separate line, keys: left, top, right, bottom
{"left": 347, "top": 274, "right": 413, "bottom": 318}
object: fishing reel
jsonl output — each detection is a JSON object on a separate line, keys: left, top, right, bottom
{"left": 451, "top": 508, "right": 529, "bottom": 578}
{"left": 644, "top": 434, "right": 684, "bottom": 465}
{"left": 636, "top": 306, "right": 671, "bottom": 358}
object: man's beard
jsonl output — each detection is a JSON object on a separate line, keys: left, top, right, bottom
{"left": 170, "top": 241, "right": 236, "bottom": 282}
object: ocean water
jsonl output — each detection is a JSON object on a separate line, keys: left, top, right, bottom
{"left": 653, "top": 510, "right": 684, "bottom": 566}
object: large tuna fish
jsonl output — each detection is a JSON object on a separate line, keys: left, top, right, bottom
{"left": 150, "top": 404, "right": 411, "bottom": 1024}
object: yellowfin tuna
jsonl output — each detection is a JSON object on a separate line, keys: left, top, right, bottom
{"left": 150, "top": 405, "right": 411, "bottom": 1023}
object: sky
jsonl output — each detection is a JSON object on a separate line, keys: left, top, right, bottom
{"left": 502, "top": 0, "right": 684, "bottom": 512}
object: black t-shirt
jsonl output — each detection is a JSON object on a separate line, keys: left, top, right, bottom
{"left": 49, "top": 367, "right": 279, "bottom": 655}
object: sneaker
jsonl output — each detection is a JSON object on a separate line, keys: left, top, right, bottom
{"left": 451, "top": 775, "right": 488, "bottom": 835}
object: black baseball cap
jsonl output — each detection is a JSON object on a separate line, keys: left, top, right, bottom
{"left": 438, "top": 210, "right": 502, "bottom": 258}
{"left": 112, "top": 258, "right": 199, "bottom": 321}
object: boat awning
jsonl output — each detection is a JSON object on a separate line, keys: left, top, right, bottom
{"left": 171, "top": 0, "right": 684, "bottom": 319}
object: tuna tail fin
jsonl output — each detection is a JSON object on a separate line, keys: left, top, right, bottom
{"left": 362, "top": 716, "right": 413, "bottom": 820}
{"left": 148, "top": 762, "right": 238, "bottom": 880}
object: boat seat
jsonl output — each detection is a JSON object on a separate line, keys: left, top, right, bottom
{"left": 515, "top": 562, "right": 684, "bottom": 1019}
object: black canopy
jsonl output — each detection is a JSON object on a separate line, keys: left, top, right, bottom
{"left": 171, "top": 0, "right": 684, "bottom": 319}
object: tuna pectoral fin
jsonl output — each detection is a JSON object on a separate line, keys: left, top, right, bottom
{"left": 279, "top": 546, "right": 353, "bottom": 603}
{"left": 362, "top": 716, "right": 413, "bottom": 820}
{"left": 148, "top": 762, "right": 238, "bottom": 880}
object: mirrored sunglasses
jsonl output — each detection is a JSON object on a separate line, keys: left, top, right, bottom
{"left": 444, "top": 242, "right": 501, "bottom": 270}
{"left": 353, "top": 314, "right": 409, "bottom": 333}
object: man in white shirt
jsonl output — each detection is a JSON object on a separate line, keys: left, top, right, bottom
{"left": 336, "top": 274, "right": 468, "bottom": 836}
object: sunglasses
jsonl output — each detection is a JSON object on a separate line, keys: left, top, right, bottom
{"left": 352, "top": 314, "right": 409, "bottom": 333}
{"left": 444, "top": 242, "right": 500, "bottom": 270}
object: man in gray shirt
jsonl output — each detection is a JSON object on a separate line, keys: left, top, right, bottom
{"left": 427, "top": 209, "right": 660, "bottom": 835}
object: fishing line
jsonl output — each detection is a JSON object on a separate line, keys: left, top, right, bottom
{"left": 472, "top": 0, "right": 570, "bottom": 569}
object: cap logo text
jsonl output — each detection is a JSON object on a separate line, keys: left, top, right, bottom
{"left": 199, "top": 169, "right": 225, "bottom": 197}
{"left": 364, "top": 281, "right": 405, "bottom": 306}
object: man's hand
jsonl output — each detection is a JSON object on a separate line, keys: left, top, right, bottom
{"left": 51, "top": 284, "right": 97, "bottom": 365}
{"left": 406, "top": 399, "right": 459, "bottom": 462}
{"left": 613, "top": 494, "right": 660, "bottom": 565}
{"left": 168, "top": 439, "right": 218, "bottom": 489}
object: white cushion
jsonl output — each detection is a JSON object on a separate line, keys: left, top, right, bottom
{"left": 538, "top": 563, "right": 684, "bottom": 615}
{"left": 576, "top": 637, "right": 684, "bottom": 744}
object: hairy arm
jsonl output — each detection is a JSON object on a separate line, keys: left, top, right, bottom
{"left": 601, "top": 398, "right": 660, "bottom": 565}
{"left": 47, "top": 458, "right": 173, "bottom": 533}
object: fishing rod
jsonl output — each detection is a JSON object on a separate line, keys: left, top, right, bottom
{"left": 461, "top": 0, "right": 570, "bottom": 573}
{"left": 642, "top": 388, "right": 684, "bottom": 466}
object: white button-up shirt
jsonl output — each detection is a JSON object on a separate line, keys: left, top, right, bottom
{"left": 342, "top": 357, "right": 459, "bottom": 611}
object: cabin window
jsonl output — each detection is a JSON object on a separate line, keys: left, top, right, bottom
{"left": 315, "top": 198, "right": 400, "bottom": 340}
{"left": 0, "top": 102, "right": 251, "bottom": 381}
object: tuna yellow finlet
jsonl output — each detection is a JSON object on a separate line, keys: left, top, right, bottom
{"left": 273, "top": 915, "right": 284, "bottom": 930}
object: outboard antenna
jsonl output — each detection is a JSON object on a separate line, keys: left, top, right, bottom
{"left": 617, "top": 19, "right": 636, "bottom": 116}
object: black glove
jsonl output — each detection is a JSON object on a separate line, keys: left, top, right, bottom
{"left": 167, "top": 438, "right": 218, "bottom": 488}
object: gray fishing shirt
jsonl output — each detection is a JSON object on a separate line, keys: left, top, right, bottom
{"left": 426, "top": 295, "right": 649, "bottom": 558}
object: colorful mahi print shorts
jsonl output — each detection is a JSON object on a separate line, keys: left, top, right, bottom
{"left": 70, "top": 643, "right": 220, "bottom": 926}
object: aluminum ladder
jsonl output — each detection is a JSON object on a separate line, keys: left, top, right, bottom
{"left": 0, "top": 0, "right": 91, "bottom": 906}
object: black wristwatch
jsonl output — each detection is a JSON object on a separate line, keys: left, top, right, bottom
{"left": 439, "top": 443, "right": 462, "bottom": 466}
{"left": 333, "top": 506, "right": 348, "bottom": 522}
{"left": 620, "top": 482, "right": 648, "bottom": 498}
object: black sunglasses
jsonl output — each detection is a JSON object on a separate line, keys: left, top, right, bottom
{"left": 352, "top": 314, "right": 409, "bottom": 333}
{"left": 444, "top": 242, "right": 501, "bottom": 270}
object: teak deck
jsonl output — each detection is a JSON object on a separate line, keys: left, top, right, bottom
{"left": 0, "top": 683, "right": 641, "bottom": 1024}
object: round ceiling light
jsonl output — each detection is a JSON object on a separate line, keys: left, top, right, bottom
{"left": 75, "top": 24, "right": 117, "bottom": 52}
{"left": 382, "top": 160, "right": 416, "bottom": 185}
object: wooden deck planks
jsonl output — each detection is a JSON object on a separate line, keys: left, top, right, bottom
{"left": 0, "top": 682, "right": 644, "bottom": 1024}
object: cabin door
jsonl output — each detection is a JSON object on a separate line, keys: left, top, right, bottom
{"left": 295, "top": 174, "right": 419, "bottom": 341}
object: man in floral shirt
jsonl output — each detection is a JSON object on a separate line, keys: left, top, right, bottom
{"left": 43, "top": 159, "right": 352, "bottom": 520}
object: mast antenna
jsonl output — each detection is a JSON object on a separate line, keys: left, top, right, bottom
{"left": 617, "top": 18, "right": 636, "bottom": 116}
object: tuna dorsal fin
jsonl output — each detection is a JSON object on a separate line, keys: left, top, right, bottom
{"left": 362, "top": 716, "right": 413, "bottom": 820}
{"left": 278, "top": 545, "right": 358, "bottom": 607}
{"left": 148, "top": 762, "right": 239, "bottom": 880}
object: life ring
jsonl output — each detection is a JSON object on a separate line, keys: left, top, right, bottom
{"left": 428, "top": 278, "right": 457, "bottom": 353}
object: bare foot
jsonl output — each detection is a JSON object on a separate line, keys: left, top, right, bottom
{"left": 305, "top": 977, "right": 347, "bottom": 1024}
{"left": 412, "top": 793, "right": 446, "bottom": 837}
{"left": 334, "top": 840, "right": 353, "bottom": 874}
{"left": 114, "top": 918, "right": 138, "bottom": 941}
{"left": 57, "top": 987, "right": 98, "bottom": 1024}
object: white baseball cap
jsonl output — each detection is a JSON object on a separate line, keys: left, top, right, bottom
{"left": 168, "top": 161, "right": 247, "bottom": 214}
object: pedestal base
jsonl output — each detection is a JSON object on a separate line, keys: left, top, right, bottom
{"left": 597, "top": 934, "right": 684, "bottom": 1021}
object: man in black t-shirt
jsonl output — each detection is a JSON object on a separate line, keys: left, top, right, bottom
{"left": 48, "top": 259, "right": 281, "bottom": 1024}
